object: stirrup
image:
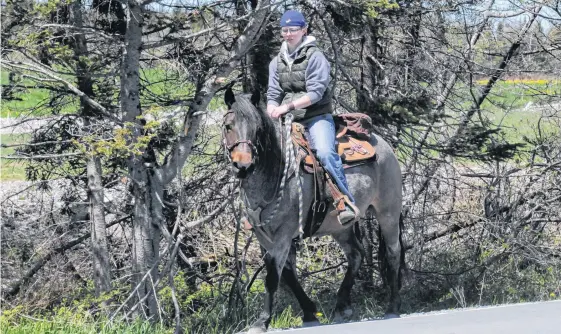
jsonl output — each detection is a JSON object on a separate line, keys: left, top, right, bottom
{"left": 335, "top": 196, "right": 360, "bottom": 226}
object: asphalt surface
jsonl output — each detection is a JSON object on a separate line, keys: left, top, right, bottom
{"left": 278, "top": 300, "right": 561, "bottom": 334}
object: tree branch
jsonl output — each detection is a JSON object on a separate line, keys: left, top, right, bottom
{"left": 2, "top": 60, "right": 119, "bottom": 122}
{"left": 3, "top": 215, "right": 131, "bottom": 299}
{"left": 160, "top": 0, "right": 273, "bottom": 184}
{"left": 404, "top": 5, "right": 542, "bottom": 219}
{"left": 1, "top": 152, "right": 83, "bottom": 160}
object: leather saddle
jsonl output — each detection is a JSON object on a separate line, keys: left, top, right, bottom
{"left": 291, "top": 115, "right": 376, "bottom": 175}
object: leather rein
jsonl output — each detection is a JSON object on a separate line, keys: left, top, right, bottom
{"left": 222, "top": 110, "right": 299, "bottom": 228}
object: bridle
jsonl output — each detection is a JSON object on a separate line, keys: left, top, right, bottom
{"left": 222, "top": 110, "right": 257, "bottom": 164}
{"left": 221, "top": 109, "right": 303, "bottom": 235}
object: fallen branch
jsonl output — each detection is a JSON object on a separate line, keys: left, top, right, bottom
{"left": 4, "top": 215, "right": 131, "bottom": 299}
{"left": 1, "top": 152, "right": 83, "bottom": 160}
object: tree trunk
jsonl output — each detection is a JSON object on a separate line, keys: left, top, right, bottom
{"left": 119, "top": 0, "right": 271, "bottom": 319}
{"left": 70, "top": 0, "right": 111, "bottom": 296}
{"left": 120, "top": 0, "right": 161, "bottom": 319}
{"left": 87, "top": 157, "right": 111, "bottom": 295}
{"left": 358, "top": 18, "right": 383, "bottom": 118}
{"left": 130, "top": 167, "right": 162, "bottom": 319}
{"left": 235, "top": 0, "right": 274, "bottom": 95}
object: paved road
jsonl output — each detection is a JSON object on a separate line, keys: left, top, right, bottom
{"left": 279, "top": 300, "right": 561, "bottom": 334}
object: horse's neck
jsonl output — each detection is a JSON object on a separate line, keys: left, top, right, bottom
{"left": 242, "top": 120, "right": 285, "bottom": 209}
{"left": 242, "top": 174, "right": 273, "bottom": 209}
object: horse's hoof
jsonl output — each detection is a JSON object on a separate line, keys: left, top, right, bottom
{"left": 302, "top": 320, "right": 321, "bottom": 328}
{"left": 384, "top": 313, "right": 400, "bottom": 319}
{"left": 333, "top": 308, "right": 353, "bottom": 323}
{"left": 247, "top": 326, "right": 267, "bottom": 334}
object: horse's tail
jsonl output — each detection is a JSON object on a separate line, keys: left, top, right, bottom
{"left": 377, "top": 219, "right": 388, "bottom": 287}
{"left": 398, "top": 212, "right": 406, "bottom": 290}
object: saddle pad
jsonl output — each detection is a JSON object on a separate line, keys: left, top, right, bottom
{"left": 291, "top": 122, "right": 376, "bottom": 172}
{"left": 302, "top": 132, "right": 376, "bottom": 166}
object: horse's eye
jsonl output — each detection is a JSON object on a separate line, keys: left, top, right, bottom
{"left": 225, "top": 124, "right": 232, "bottom": 131}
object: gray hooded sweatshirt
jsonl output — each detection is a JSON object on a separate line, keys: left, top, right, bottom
{"left": 267, "top": 36, "right": 332, "bottom": 120}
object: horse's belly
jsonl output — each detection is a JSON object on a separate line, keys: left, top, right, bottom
{"left": 313, "top": 213, "right": 348, "bottom": 236}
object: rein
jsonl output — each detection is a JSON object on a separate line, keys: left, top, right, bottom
{"left": 256, "top": 113, "right": 295, "bottom": 226}
{"left": 223, "top": 109, "right": 304, "bottom": 236}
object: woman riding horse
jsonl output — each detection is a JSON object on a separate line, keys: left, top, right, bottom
{"left": 267, "top": 10, "right": 358, "bottom": 225}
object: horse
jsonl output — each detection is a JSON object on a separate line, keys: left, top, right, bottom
{"left": 222, "top": 89, "right": 404, "bottom": 333}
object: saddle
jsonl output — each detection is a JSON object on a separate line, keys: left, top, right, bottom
{"left": 291, "top": 113, "right": 376, "bottom": 174}
{"left": 291, "top": 113, "right": 376, "bottom": 236}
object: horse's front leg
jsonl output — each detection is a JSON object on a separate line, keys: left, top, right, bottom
{"left": 249, "top": 243, "right": 291, "bottom": 333}
{"left": 281, "top": 242, "right": 319, "bottom": 326}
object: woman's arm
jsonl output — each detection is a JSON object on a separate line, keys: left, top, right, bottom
{"left": 304, "top": 51, "right": 331, "bottom": 104}
{"left": 267, "top": 56, "right": 284, "bottom": 112}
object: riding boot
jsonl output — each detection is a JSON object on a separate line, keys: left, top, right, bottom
{"left": 325, "top": 173, "right": 360, "bottom": 226}
{"left": 338, "top": 204, "right": 359, "bottom": 226}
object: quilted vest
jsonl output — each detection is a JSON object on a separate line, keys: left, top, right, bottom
{"left": 277, "top": 45, "right": 332, "bottom": 120}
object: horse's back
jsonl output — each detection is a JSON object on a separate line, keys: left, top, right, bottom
{"left": 313, "top": 132, "right": 401, "bottom": 237}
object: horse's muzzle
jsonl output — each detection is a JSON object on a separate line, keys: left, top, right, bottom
{"left": 231, "top": 151, "right": 254, "bottom": 178}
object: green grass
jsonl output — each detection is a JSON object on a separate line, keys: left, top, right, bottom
{"left": 481, "top": 80, "right": 560, "bottom": 111}
{"left": 140, "top": 67, "right": 195, "bottom": 104}
{"left": 1, "top": 70, "right": 55, "bottom": 118}
{"left": 1, "top": 66, "right": 225, "bottom": 118}
{"left": 401, "top": 79, "right": 561, "bottom": 161}
{"left": 0, "top": 133, "right": 30, "bottom": 181}
{"left": 0, "top": 318, "right": 172, "bottom": 334}
{"left": 480, "top": 80, "right": 560, "bottom": 144}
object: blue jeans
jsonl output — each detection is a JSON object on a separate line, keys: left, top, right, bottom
{"left": 300, "top": 114, "right": 355, "bottom": 203}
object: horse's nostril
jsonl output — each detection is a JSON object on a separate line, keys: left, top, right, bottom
{"left": 233, "top": 162, "right": 248, "bottom": 170}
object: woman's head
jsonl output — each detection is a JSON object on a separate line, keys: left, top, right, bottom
{"left": 280, "top": 10, "right": 307, "bottom": 49}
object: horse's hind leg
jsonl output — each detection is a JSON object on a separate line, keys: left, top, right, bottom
{"left": 332, "top": 227, "right": 364, "bottom": 320}
{"left": 281, "top": 242, "right": 320, "bottom": 325}
{"left": 375, "top": 208, "right": 403, "bottom": 318}
{"left": 249, "top": 242, "right": 291, "bottom": 334}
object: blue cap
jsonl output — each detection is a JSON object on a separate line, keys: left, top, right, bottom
{"left": 280, "top": 10, "right": 306, "bottom": 27}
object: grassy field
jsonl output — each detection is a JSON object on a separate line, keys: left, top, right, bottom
{"left": 479, "top": 79, "right": 561, "bottom": 142}
{"left": 0, "top": 133, "right": 30, "bottom": 181}
{"left": 0, "top": 67, "right": 198, "bottom": 118}
{"left": 395, "top": 78, "right": 560, "bottom": 163}
{"left": 0, "top": 70, "right": 75, "bottom": 118}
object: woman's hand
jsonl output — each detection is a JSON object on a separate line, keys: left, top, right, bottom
{"left": 269, "top": 104, "right": 290, "bottom": 119}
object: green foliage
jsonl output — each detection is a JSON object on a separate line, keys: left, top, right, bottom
{"left": 0, "top": 315, "right": 171, "bottom": 334}
{"left": 72, "top": 120, "right": 158, "bottom": 159}
{"left": 32, "top": 0, "right": 71, "bottom": 16}
{"left": 269, "top": 305, "right": 302, "bottom": 329}
{"left": 0, "top": 281, "right": 172, "bottom": 334}
{"left": 359, "top": 0, "right": 400, "bottom": 18}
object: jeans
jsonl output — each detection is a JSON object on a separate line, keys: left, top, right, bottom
{"left": 300, "top": 114, "right": 355, "bottom": 203}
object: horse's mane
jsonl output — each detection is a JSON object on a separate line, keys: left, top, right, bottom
{"left": 231, "top": 95, "right": 281, "bottom": 172}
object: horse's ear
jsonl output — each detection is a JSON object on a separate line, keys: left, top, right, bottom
{"left": 250, "top": 90, "right": 260, "bottom": 107}
{"left": 225, "top": 87, "right": 235, "bottom": 109}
